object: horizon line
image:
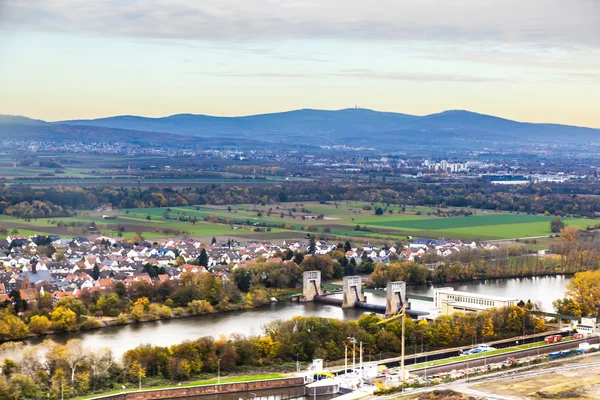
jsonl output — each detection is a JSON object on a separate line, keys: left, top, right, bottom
{"left": 2, "top": 108, "right": 598, "bottom": 130}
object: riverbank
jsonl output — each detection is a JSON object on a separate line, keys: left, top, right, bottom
{"left": 3, "top": 288, "right": 302, "bottom": 345}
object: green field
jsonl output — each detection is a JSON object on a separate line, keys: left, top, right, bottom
{"left": 357, "top": 212, "right": 600, "bottom": 240}
{"left": 1, "top": 201, "right": 597, "bottom": 242}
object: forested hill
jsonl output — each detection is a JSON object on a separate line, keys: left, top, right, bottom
{"left": 2, "top": 108, "right": 599, "bottom": 151}
{"left": 57, "top": 108, "right": 600, "bottom": 145}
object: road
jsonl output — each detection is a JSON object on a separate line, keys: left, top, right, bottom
{"left": 371, "top": 356, "right": 600, "bottom": 400}
{"left": 411, "top": 334, "right": 600, "bottom": 377}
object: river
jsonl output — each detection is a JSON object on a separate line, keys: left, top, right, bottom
{"left": 28, "top": 275, "right": 570, "bottom": 357}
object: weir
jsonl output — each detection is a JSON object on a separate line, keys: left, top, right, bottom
{"left": 304, "top": 272, "right": 429, "bottom": 319}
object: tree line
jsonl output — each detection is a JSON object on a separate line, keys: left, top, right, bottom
{"left": 2, "top": 180, "right": 600, "bottom": 217}
{"left": 0, "top": 304, "right": 546, "bottom": 399}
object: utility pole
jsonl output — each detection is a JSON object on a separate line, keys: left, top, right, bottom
{"left": 344, "top": 345, "right": 348, "bottom": 375}
{"left": 218, "top": 358, "right": 221, "bottom": 386}
{"left": 348, "top": 337, "right": 356, "bottom": 373}
{"left": 401, "top": 304, "right": 406, "bottom": 383}
{"left": 352, "top": 339, "right": 356, "bottom": 373}
{"left": 359, "top": 341, "right": 363, "bottom": 381}
{"left": 424, "top": 345, "right": 428, "bottom": 384}
{"left": 139, "top": 369, "right": 141, "bottom": 391}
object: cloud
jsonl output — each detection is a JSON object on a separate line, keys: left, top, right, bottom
{"left": 333, "top": 69, "right": 512, "bottom": 83}
{"left": 1, "top": 0, "right": 599, "bottom": 48}
{"left": 200, "top": 68, "right": 512, "bottom": 83}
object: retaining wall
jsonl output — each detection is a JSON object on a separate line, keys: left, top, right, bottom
{"left": 90, "top": 377, "right": 305, "bottom": 400}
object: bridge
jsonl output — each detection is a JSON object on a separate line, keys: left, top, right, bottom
{"left": 300, "top": 271, "right": 429, "bottom": 319}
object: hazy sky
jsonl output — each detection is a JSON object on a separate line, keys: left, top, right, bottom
{"left": 1, "top": 0, "right": 599, "bottom": 127}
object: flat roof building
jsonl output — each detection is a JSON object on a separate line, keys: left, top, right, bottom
{"left": 433, "top": 287, "right": 518, "bottom": 316}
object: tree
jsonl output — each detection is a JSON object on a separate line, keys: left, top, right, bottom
{"left": 375, "top": 207, "right": 384, "bottom": 215}
{"left": 9, "top": 290, "right": 23, "bottom": 313}
{"left": 188, "top": 300, "right": 213, "bottom": 315}
{"left": 128, "top": 360, "right": 146, "bottom": 384}
{"left": 1, "top": 359, "right": 17, "bottom": 377}
{"left": 550, "top": 216, "right": 565, "bottom": 233}
{"left": 0, "top": 312, "right": 28, "bottom": 340}
{"left": 344, "top": 241, "right": 352, "bottom": 252}
{"left": 97, "top": 293, "right": 122, "bottom": 317}
{"left": 131, "top": 297, "right": 150, "bottom": 322}
{"left": 198, "top": 249, "right": 209, "bottom": 267}
{"left": 88, "top": 348, "right": 114, "bottom": 389}
{"left": 115, "top": 282, "right": 127, "bottom": 297}
{"left": 55, "top": 297, "right": 87, "bottom": 319}
{"left": 564, "top": 270, "right": 600, "bottom": 317}
{"left": 28, "top": 315, "right": 51, "bottom": 334}
{"left": 92, "top": 264, "right": 100, "bottom": 281}
{"left": 9, "top": 374, "right": 43, "bottom": 399}
{"left": 51, "top": 306, "right": 78, "bottom": 331}
{"left": 553, "top": 297, "right": 582, "bottom": 317}
{"left": 63, "top": 339, "right": 87, "bottom": 384}
{"left": 308, "top": 236, "right": 316, "bottom": 254}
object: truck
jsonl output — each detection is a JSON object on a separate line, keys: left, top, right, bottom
{"left": 544, "top": 335, "right": 563, "bottom": 343}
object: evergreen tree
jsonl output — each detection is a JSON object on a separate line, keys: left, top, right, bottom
{"left": 344, "top": 241, "right": 352, "bottom": 252}
{"left": 198, "top": 248, "right": 209, "bottom": 267}
{"left": 308, "top": 236, "right": 316, "bottom": 254}
{"left": 92, "top": 264, "right": 100, "bottom": 280}
{"left": 9, "top": 289, "right": 24, "bottom": 313}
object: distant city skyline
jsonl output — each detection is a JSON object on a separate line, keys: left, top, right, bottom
{"left": 1, "top": 1, "right": 599, "bottom": 127}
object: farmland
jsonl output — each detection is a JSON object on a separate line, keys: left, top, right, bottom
{"left": 1, "top": 201, "right": 599, "bottom": 243}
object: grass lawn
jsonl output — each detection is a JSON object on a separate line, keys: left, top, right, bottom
{"left": 74, "top": 373, "right": 286, "bottom": 400}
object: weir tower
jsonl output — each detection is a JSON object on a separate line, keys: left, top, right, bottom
{"left": 301, "top": 270, "right": 322, "bottom": 302}
{"left": 342, "top": 276, "right": 365, "bottom": 308}
{"left": 385, "top": 281, "right": 407, "bottom": 318}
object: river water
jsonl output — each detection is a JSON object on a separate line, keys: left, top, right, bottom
{"left": 28, "top": 275, "right": 570, "bottom": 357}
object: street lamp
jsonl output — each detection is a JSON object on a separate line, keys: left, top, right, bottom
{"left": 344, "top": 344, "right": 348, "bottom": 375}
{"left": 217, "top": 358, "right": 221, "bottom": 386}
{"left": 347, "top": 337, "right": 356, "bottom": 373}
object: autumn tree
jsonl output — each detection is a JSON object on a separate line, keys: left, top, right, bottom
{"left": 51, "top": 306, "right": 78, "bottom": 331}
{"left": 28, "top": 315, "right": 51, "bottom": 334}
{"left": 188, "top": 300, "right": 213, "bottom": 315}
{"left": 128, "top": 360, "right": 146, "bottom": 384}
{"left": 0, "top": 312, "right": 28, "bottom": 340}
{"left": 553, "top": 298, "right": 582, "bottom": 317}
{"left": 564, "top": 270, "right": 600, "bottom": 317}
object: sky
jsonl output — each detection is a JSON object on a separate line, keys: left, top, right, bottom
{"left": 0, "top": 0, "right": 599, "bottom": 127}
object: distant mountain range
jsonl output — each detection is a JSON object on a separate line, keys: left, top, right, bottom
{"left": 1, "top": 108, "right": 599, "bottom": 151}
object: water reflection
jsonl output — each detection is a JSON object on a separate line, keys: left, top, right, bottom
{"left": 24, "top": 276, "right": 570, "bottom": 357}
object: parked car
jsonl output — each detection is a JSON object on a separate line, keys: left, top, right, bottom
{"left": 460, "top": 344, "right": 496, "bottom": 355}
